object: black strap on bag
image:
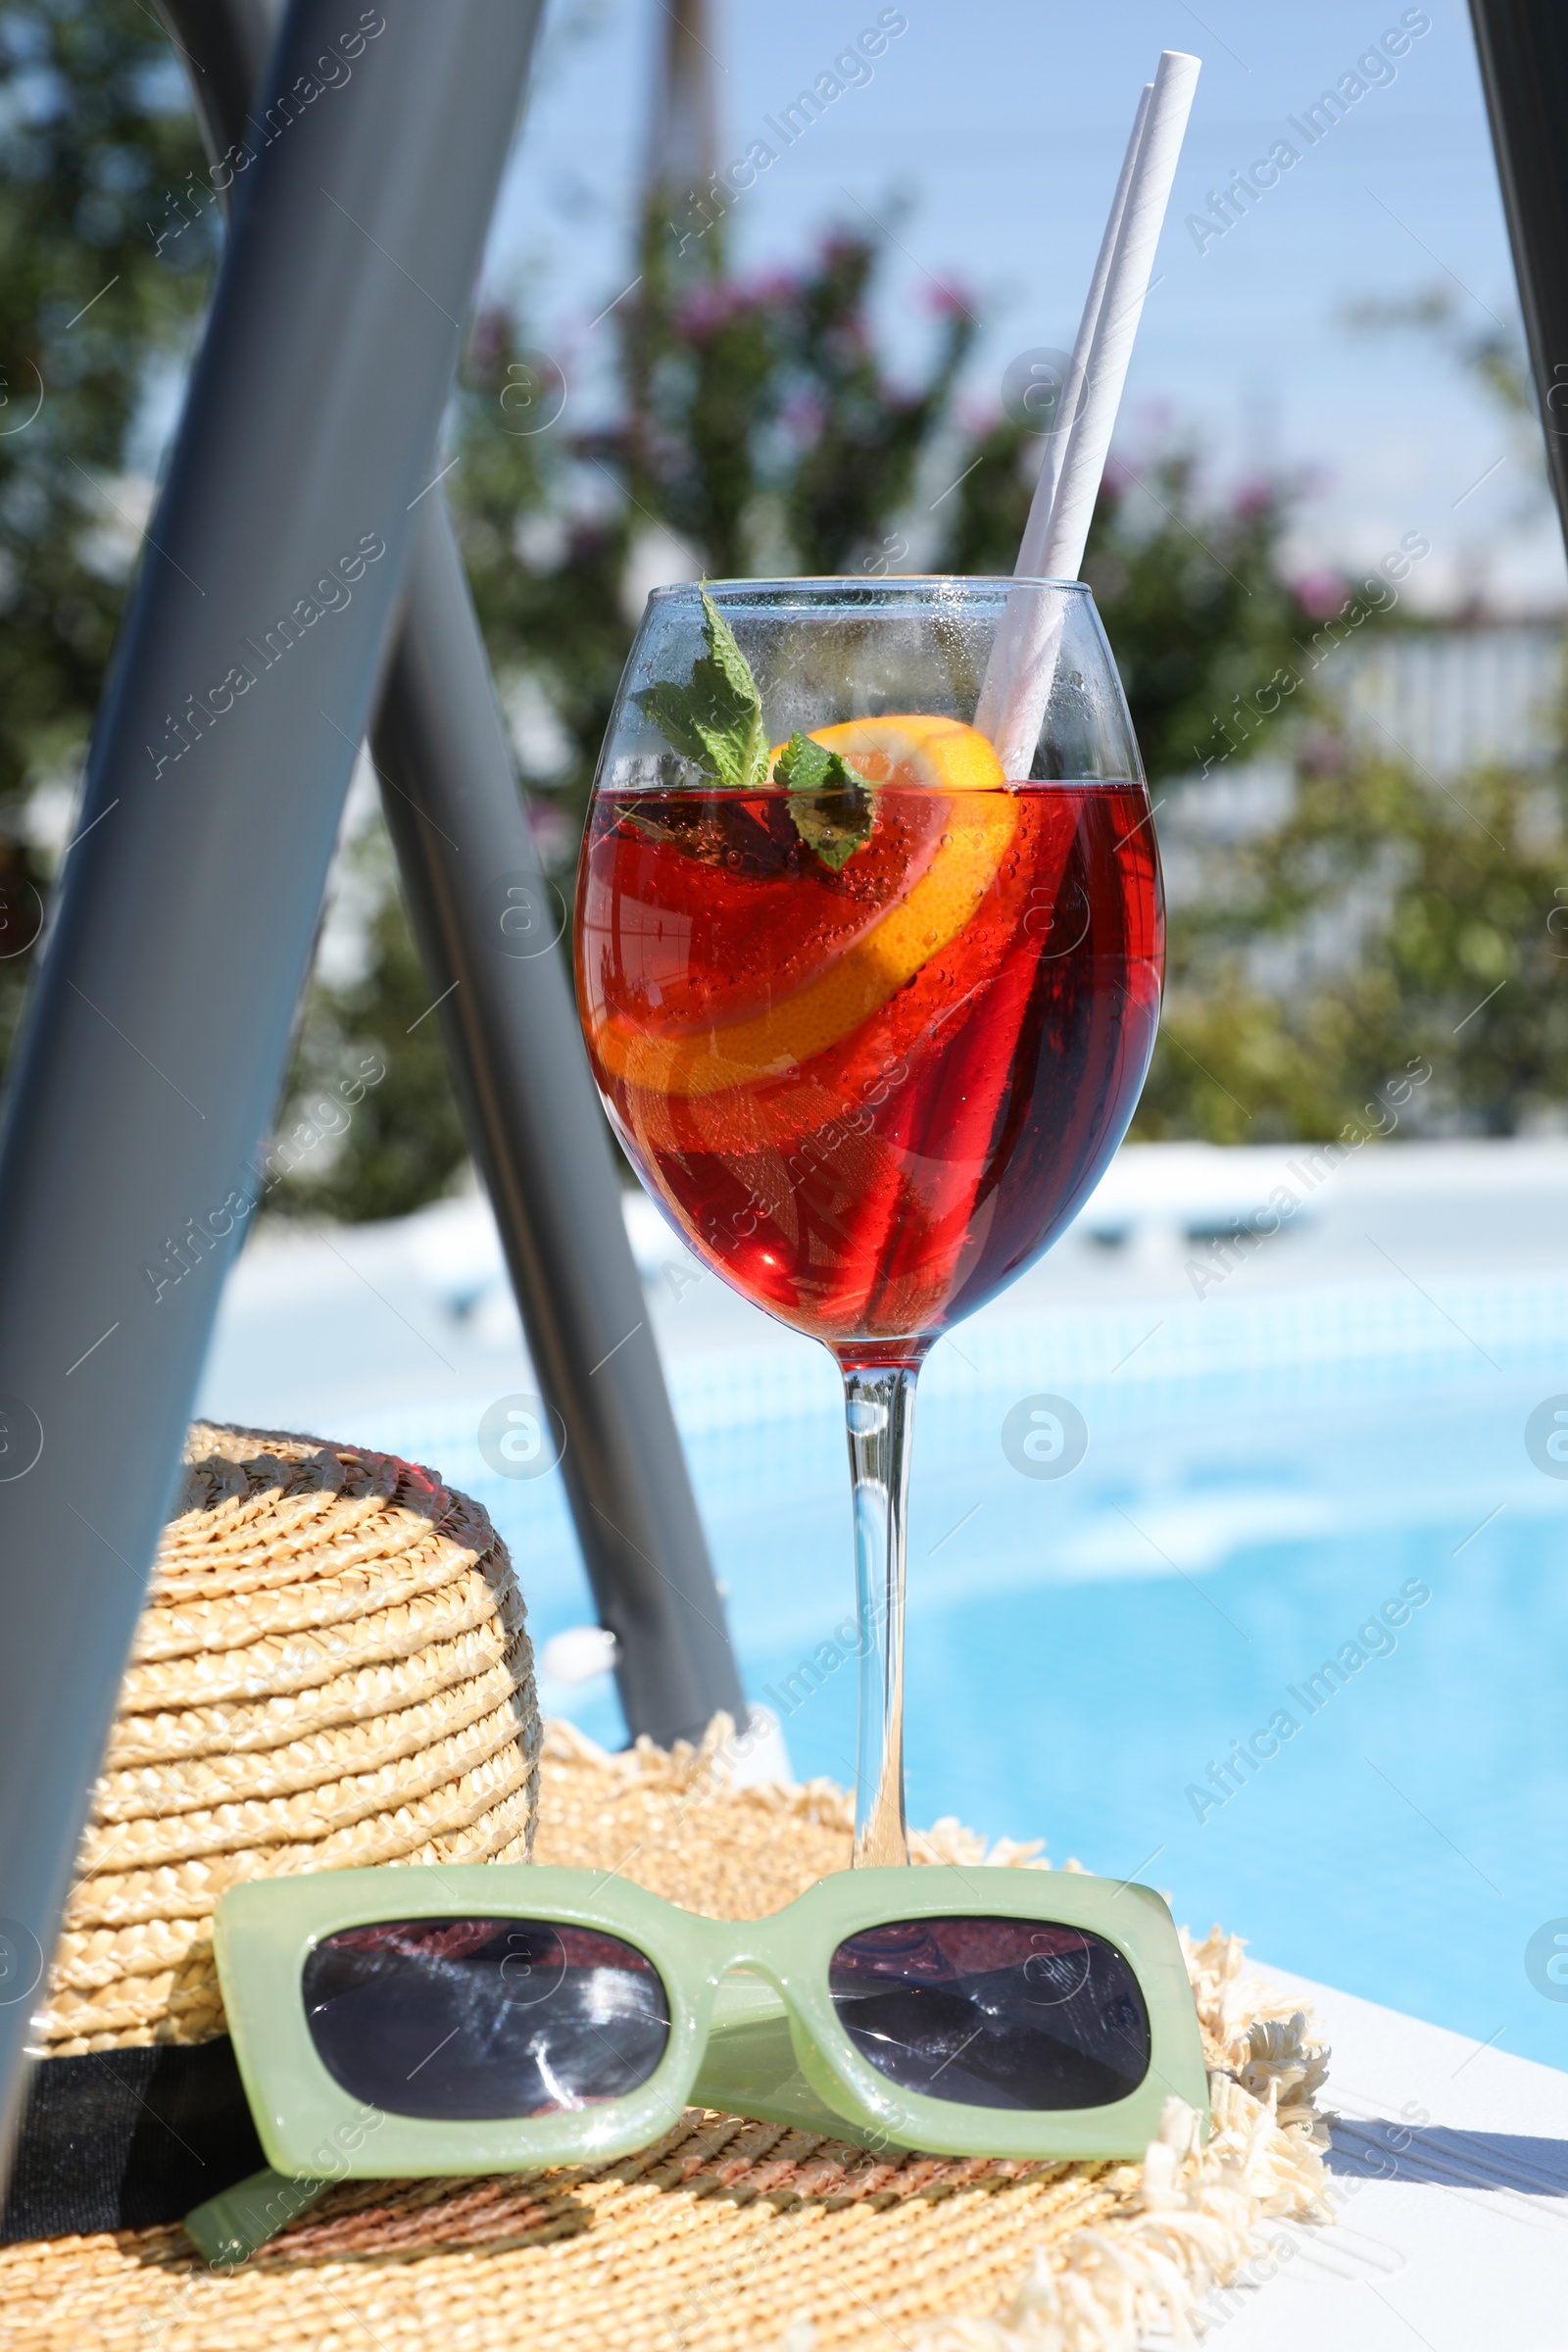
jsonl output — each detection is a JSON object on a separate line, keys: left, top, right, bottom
{"left": 2, "top": 2040, "right": 263, "bottom": 2241}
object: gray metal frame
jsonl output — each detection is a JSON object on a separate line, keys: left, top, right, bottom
{"left": 1469, "top": 3, "right": 1568, "bottom": 556}
{"left": 0, "top": 0, "right": 542, "bottom": 2142}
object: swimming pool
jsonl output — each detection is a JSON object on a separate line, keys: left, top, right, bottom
{"left": 308, "top": 1262, "right": 1568, "bottom": 2073}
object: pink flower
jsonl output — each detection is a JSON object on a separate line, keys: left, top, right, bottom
{"left": 748, "top": 269, "right": 800, "bottom": 308}
{"left": 956, "top": 395, "right": 1001, "bottom": 436}
{"left": 781, "top": 389, "right": 828, "bottom": 443}
{"left": 466, "top": 305, "right": 513, "bottom": 382}
{"left": 674, "top": 284, "right": 741, "bottom": 340}
{"left": 1298, "top": 728, "right": 1347, "bottom": 776}
{"left": 1230, "top": 476, "right": 1275, "bottom": 521}
{"left": 1294, "top": 569, "right": 1346, "bottom": 619}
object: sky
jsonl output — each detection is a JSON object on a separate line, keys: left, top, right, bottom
{"left": 477, "top": 0, "right": 1567, "bottom": 614}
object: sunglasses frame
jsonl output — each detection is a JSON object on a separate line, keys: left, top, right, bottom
{"left": 212, "top": 1861, "right": 1206, "bottom": 2186}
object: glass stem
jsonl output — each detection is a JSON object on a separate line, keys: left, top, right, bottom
{"left": 841, "top": 1363, "right": 919, "bottom": 1867}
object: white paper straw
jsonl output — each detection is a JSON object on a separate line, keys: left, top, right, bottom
{"left": 974, "top": 80, "right": 1151, "bottom": 760}
{"left": 1015, "top": 82, "right": 1152, "bottom": 584}
{"left": 977, "top": 50, "right": 1200, "bottom": 779}
{"left": 1041, "top": 49, "right": 1200, "bottom": 579}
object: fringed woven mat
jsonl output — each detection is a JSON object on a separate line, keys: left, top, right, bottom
{"left": 1, "top": 1717, "right": 1334, "bottom": 2351}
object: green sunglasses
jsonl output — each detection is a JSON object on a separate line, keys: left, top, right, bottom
{"left": 186, "top": 1862, "right": 1207, "bottom": 2263}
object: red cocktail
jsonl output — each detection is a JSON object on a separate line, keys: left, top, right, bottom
{"left": 574, "top": 580, "right": 1161, "bottom": 1865}
{"left": 578, "top": 777, "right": 1160, "bottom": 1356}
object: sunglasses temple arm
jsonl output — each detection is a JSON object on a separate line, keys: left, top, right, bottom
{"left": 183, "top": 2167, "right": 333, "bottom": 2266}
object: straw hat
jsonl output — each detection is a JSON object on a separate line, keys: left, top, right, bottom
{"left": 0, "top": 1428, "right": 1336, "bottom": 2350}
{"left": 38, "top": 1421, "right": 539, "bottom": 2058}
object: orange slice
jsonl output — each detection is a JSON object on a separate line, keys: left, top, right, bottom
{"left": 591, "top": 716, "right": 1015, "bottom": 1098}
{"left": 806, "top": 712, "right": 1011, "bottom": 793}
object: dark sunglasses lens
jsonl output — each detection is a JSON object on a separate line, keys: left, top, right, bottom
{"left": 302, "top": 1918, "right": 671, "bottom": 2120}
{"left": 828, "top": 1917, "right": 1150, "bottom": 2110}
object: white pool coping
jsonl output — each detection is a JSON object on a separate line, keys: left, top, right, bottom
{"left": 1186, "top": 1968, "right": 1567, "bottom": 2348}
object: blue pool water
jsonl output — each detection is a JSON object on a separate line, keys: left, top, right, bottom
{"left": 342, "top": 1269, "right": 1568, "bottom": 2074}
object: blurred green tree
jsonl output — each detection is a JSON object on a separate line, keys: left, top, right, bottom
{"left": 14, "top": 2, "right": 1565, "bottom": 1206}
{"left": 1128, "top": 751, "right": 1568, "bottom": 1144}
{"left": 452, "top": 215, "right": 975, "bottom": 840}
{"left": 0, "top": 0, "right": 214, "bottom": 1057}
{"left": 937, "top": 401, "right": 1568, "bottom": 1146}
{"left": 298, "top": 246, "right": 1568, "bottom": 1205}
{"left": 936, "top": 423, "right": 1344, "bottom": 785}
{"left": 278, "top": 875, "right": 468, "bottom": 1224}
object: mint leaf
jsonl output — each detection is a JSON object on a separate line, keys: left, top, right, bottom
{"left": 772, "top": 731, "right": 837, "bottom": 797}
{"left": 618, "top": 799, "right": 696, "bottom": 848}
{"left": 790, "top": 798, "right": 872, "bottom": 872}
{"left": 629, "top": 601, "right": 878, "bottom": 871}
{"left": 632, "top": 585, "right": 770, "bottom": 791}
{"left": 773, "top": 730, "right": 875, "bottom": 871}
{"left": 632, "top": 680, "right": 712, "bottom": 770}
{"left": 699, "top": 586, "right": 764, "bottom": 721}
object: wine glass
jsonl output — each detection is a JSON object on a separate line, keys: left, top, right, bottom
{"left": 574, "top": 578, "right": 1162, "bottom": 1864}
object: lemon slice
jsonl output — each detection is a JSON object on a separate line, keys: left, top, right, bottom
{"left": 593, "top": 716, "right": 1015, "bottom": 1098}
